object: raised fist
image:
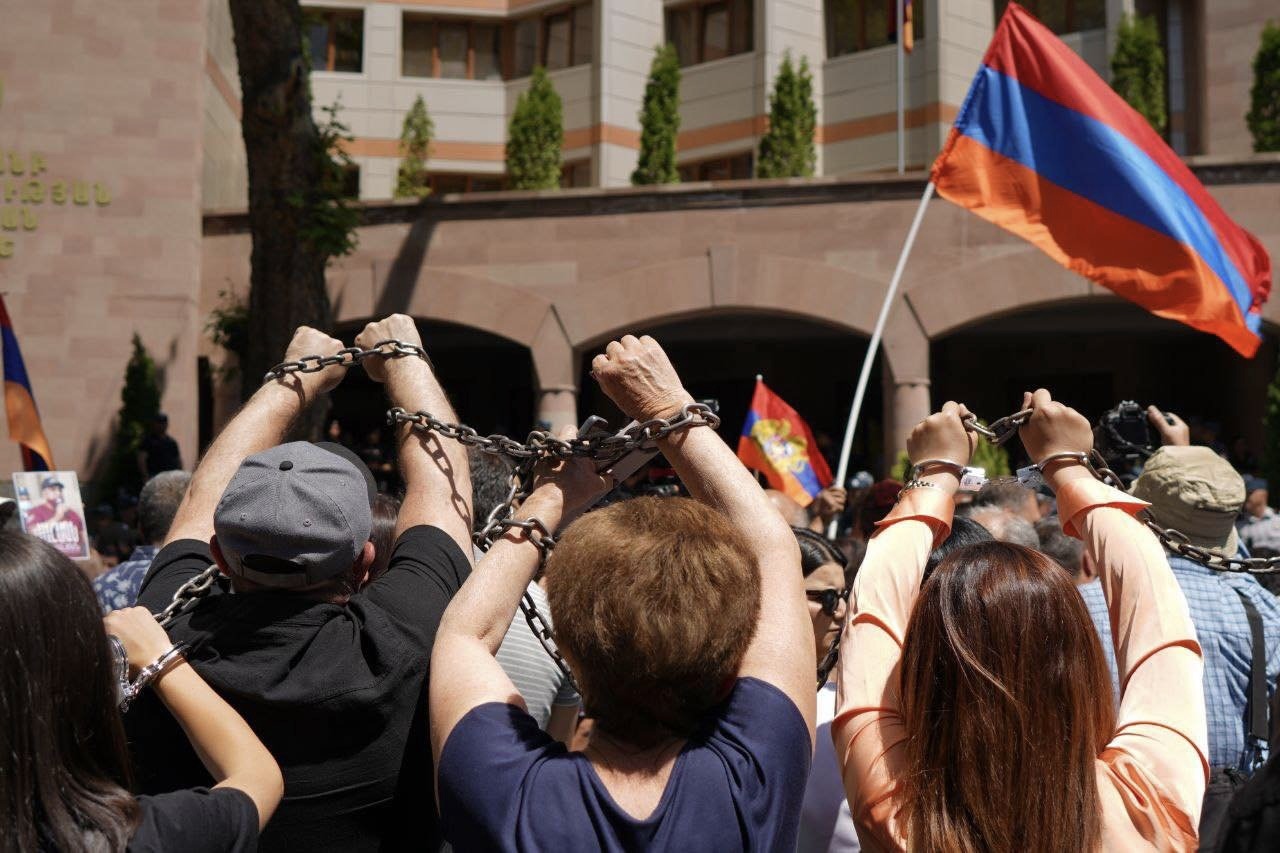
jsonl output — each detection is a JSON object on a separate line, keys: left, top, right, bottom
{"left": 589, "top": 335, "right": 692, "bottom": 422}
{"left": 906, "top": 402, "right": 977, "bottom": 470}
{"left": 355, "top": 314, "right": 425, "bottom": 383}
{"left": 279, "top": 326, "right": 348, "bottom": 395}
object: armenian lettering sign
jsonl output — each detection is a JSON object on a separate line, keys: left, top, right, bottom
{"left": 14, "top": 470, "right": 90, "bottom": 560}
{"left": 0, "top": 77, "right": 112, "bottom": 260}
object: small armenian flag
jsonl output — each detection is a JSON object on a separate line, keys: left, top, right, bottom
{"left": 737, "top": 378, "right": 832, "bottom": 507}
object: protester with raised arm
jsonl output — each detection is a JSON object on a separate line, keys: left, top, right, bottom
{"left": 126, "top": 317, "right": 472, "bottom": 852}
{"left": 835, "top": 391, "right": 1208, "bottom": 851}
{"left": 431, "top": 334, "right": 815, "bottom": 851}
{"left": 0, "top": 531, "right": 282, "bottom": 851}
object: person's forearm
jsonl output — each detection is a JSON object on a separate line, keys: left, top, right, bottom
{"left": 164, "top": 383, "right": 306, "bottom": 544}
{"left": 384, "top": 358, "right": 461, "bottom": 480}
{"left": 437, "top": 488, "right": 564, "bottom": 653}
{"left": 659, "top": 426, "right": 794, "bottom": 560}
{"left": 154, "top": 661, "right": 284, "bottom": 829}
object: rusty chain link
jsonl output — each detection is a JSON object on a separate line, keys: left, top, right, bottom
{"left": 262, "top": 339, "right": 432, "bottom": 384}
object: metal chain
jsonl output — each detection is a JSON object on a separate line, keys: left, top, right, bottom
{"left": 262, "top": 339, "right": 432, "bottom": 384}
{"left": 961, "top": 408, "right": 1280, "bottom": 576}
{"left": 396, "top": 401, "right": 723, "bottom": 691}
{"left": 154, "top": 564, "right": 222, "bottom": 628}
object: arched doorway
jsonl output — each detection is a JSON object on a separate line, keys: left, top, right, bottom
{"left": 575, "top": 312, "right": 882, "bottom": 478}
{"left": 930, "top": 299, "right": 1277, "bottom": 467}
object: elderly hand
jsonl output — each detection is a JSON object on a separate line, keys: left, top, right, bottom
{"left": 1147, "top": 405, "right": 1190, "bottom": 447}
{"left": 355, "top": 314, "right": 425, "bottom": 383}
{"left": 907, "top": 402, "right": 977, "bottom": 472}
{"left": 277, "top": 326, "right": 348, "bottom": 395}
{"left": 104, "top": 607, "right": 174, "bottom": 675}
{"left": 590, "top": 335, "right": 692, "bottom": 422}
{"left": 531, "top": 426, "right": 614, "bottom": 524}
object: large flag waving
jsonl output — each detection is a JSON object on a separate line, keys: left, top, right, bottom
{"left": 738, "top": 379, "right": 832, "bottom": 507}
{"left": 0, "top": 296, "right": 54, "bottom": 471}
{"left": 931, "top": 3, "right": 1270, "bottom": 357}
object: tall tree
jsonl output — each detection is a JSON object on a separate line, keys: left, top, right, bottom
{"left": 1247, "top": 22, "right": 1280, "bottom": 152}
{"left": 104, "top": 335, "right": 163, "bottom": 495}
{"left": 756, "top": 53, "right": 817, "bottom": 179}
{"left": 1110, "top": 14, "right": 1167, "bottom": 135}
{"left": 506, "top": 67, "right": 564, "bottom": 190}
{"left": 396, "top": 95, "right": 435, "bottom": 197}
{"left": 632, "top": 44, "right": 682, "bottom": 186}
{"left": 227, "top": 0, "right": 358, "bottom": 411}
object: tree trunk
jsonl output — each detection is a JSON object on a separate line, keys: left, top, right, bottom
{"left": 228, "top": 0, "right": 333, "bottom": 433}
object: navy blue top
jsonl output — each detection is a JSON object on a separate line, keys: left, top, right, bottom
{"left": 439, "top": 677, "right": 810, "bottom": 852}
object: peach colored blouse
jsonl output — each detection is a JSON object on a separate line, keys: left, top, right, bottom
{"left": 832, "top": 479, "right": 1210, "bottom": 852}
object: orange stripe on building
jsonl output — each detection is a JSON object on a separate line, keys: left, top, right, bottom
{"left": 821, "top": 103, "right": 959, "bottom": 145}
{"left": 934, "top": 133, "right": 1260, "bottom": 357}
{"left": 204, "top": 52, "right": 242, "bottom": 120}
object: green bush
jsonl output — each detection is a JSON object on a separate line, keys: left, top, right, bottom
{"left": 1247, "top": 22, "right": 1280, "bottom": 152}
{"left": 105, "top": 335, "right": 163, "bottom": 495}
{"left": 756, "top": 53, "right": 817, "bottom": 179}
{"left": 1110, "top": 14, "right": 1167, "bottom": 135}
{"left": 507, "top": 67, "right": 564, "bottom": 190}
{"left": 632, "top": 44, "right": 682, "bottom": 185}
{"left": 396, "top": 95, "right": 435, "bottom": 198}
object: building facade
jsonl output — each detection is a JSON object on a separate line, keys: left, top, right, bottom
{"left": 0, "top": 0, "right": 1276, "bottom": 481}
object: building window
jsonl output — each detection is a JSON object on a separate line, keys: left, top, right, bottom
{"left": 340, "top": 164, "right": 360, "bottom": 199}
{"left": 992, "top": 0, "right": 1103, "bottom": 36}
{"left": 667, "top": 0, "right": 753, "bottom": 67}
{"left": 509, "top": 3, "right": 594, "bottom": 79}
{"left": 429, "top": 173, "right": 507, "bottom": 194}
{"left": 825, "top": 0, "right": 924, "bottom": 58}
{"left": 560, "top": 160, "right": 591, "bottom": 187}
{"left": 402, "top": 17, "right": 503, "bottom": 80}
{"left": 678, "top": 151, "right": 753, "bottom": 182}
{"left": 303, "top": 8, "right": 364, "bottom": 72}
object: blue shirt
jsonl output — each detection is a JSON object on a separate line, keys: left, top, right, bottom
{"left": 438, "top": 677, "right": 810, "bottom": 852}
{"left": 94, "top": 545, "right": 159, "bottom": 614}
{"left": 1080, "top": 557, "right": 1280, "bottom": 771}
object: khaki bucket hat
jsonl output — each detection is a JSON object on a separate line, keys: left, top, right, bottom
{"left": 1130, "top": 446, "right": 1244, "bottom": 558}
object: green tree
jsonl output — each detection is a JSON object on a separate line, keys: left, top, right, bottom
{"left": 756, "top": 53, "right": 817, "bottom": 179}
{"left": 396, "top": 95, "right": 435, "bottom": 197}
{"left": 1247, "top": 22, "right": 1280, "bottom": 152}
{"left": 506, "top": 67, "right": 564, "bottom": 190}
{"left": 1110, "top": 14, "right": 1167, "bottom": 135}
{"left": 107, "top": 335, "right": 163, "bottom": 494}
{"left": 632, "top": 44, "right": 682, "bottom": 186}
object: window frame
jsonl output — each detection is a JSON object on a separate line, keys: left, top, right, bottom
{"left": 504, "top": 2, "right": 594, "bottom": 79}
{"left": 825, "top": 0, "right": 925, "bottom": 60}
{"left": 992, "top": 0, "right": 1103, "bottom": 36}
{"left": 677, "top": 151, "right": 754, "bottom": 182}
{"left": 402, "top": 15, "right": 504, "bottom": 81}
{"left": 304, "top": 7, "right": 365, "bottom": 73}
{"left": 665, "top": 0, "right": 754, "bottom": 68}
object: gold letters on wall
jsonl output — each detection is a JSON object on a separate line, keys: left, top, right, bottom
{"left": 0, "top": 153, "right": 112, "bottom": 259}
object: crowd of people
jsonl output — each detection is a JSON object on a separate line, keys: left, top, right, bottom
{"left": 4, "top": 316, "right": 1280, "bottom": 852}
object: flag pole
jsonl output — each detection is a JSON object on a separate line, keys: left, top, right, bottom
{"left": 829, "top": 180, "right": 935, "bottom": 537}
{"left": 896, "top": 0, "right": 905, "bottom": 174}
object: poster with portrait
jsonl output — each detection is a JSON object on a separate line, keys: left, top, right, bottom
{"left": 14, "top": 471, "right": 90, "bottom": 560}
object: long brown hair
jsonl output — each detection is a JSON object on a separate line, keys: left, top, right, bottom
{"left": 0, "top": 531, "right": 140, "bottom": 852}
{"left": 898, "top": 541, "right": 1115, "bottom": 853}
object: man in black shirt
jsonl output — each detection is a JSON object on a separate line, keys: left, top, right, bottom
{"left": 138, "top": 413, "right": 183, "bottom": 479}
{"left": 127, "top": 317, "right": 473, "bottom": 852}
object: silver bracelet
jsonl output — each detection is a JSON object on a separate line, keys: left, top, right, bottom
{"left": 1035, "top": 451, "right": 1090, "bottom": 471}
{"left": 909, "top": 458, "right": 966, "bottom": 480}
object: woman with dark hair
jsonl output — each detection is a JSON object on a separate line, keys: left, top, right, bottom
{"left": 835, "top": 392, "right": 1208, "bottom": 852}
{"left": 0, "top": 530, "right": 283, "bottom": 852}
{"left": 430, "top": 335, "right": 814, "bottom": 850}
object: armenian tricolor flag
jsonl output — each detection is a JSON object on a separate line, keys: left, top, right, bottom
{"left": 931, "top": 3, "right": 1271, "bottom": 357}
{"left": 0, "top": 296, "right": 53, "bottom": 471}
{"left": 737, "top": 379, "right": 832, "bottom": 507}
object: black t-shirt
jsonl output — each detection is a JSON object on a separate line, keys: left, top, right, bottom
{"left": 128, "top": 787, "right": 258, "bottom": 852}
{"left": 126, "top": 526, "right": 470, "bottom": 852}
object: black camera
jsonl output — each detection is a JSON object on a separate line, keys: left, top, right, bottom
{"left": 1094, "top": 400, "right": 1156, "bottom": 467}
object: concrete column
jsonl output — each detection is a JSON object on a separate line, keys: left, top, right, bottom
{"left": 881, "top": 295, "right": 931, "bottom": 470}
{"left": 530, "top": 308, "right": 578, "bottom": 431}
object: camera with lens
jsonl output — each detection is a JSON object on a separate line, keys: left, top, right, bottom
{"left": 1094, "top": 400, "right": 1156, "bottom": 468}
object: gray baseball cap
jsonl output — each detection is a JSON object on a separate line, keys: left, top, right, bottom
{"left": 214, "top": 442, "right": 374, "bottom": 588}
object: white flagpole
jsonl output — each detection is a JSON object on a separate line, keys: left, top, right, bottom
{"left": 896, "top": 0, "right": 905, "bottom": 174}
{"left": 829, "top": 181, "right": 936, "bottom": 537}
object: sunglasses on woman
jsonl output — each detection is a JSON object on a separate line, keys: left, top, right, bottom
{"left": 806, "top": 588, "right": 848, "bottom": 617}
